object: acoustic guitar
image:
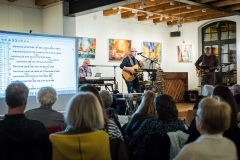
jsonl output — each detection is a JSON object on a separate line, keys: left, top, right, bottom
{"left": 122, "top": 65, "right": 143, "bottom": 82}
{"left": 196, "top": 66, "right": 218, "bottom": 77}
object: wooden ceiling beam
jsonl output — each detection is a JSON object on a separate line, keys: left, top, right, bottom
{"left": 227, "top": 4, "right": 240, "bottom": 10}
{"left": 103, "top": 0, "right": 172, "bottom": 16}
{"left": 167, "top": 12, "right": 232, "bottom": 26}
{"left": 153, "top": 17, "right": 178, "bottom": 23}
{"left": 121, "top": 3, "right": 188, "bottom": 19}
{"left": 136, "top": 5, "right": 203, "bottom": 21}
{"left": 103, "top": 2, "right": 142, "bottom": 16}
{"left": 153, "top": 9, "right": 219, "bottom": 23}
{"left": 196, "top": 0, "right": 217, "bottom": 3}
{"left": 138, "top": 14, "right": 160, "bottom": 21}
{"left": 164, "top": 6, "right": 203, "bottom": 16}
{"left": 145, "top": 2, "right": 187, "bottom": 12}
{"left": 179, "top": 9, "right": 221, "bottom": 19}
{"left": 35, "top": 0, "right": 58, "bottom": 6}
{"left": 212, "top": 0, "right": 240, "bottom": 7}
{"left": 175, "top": 0, "right": 240, "bottom": 15}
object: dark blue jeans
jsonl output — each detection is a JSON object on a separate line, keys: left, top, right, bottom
{"left": 126, "top": 78, "right": 141, "bottom": 93}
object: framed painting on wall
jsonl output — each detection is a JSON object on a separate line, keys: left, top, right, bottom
{"left": 78, "top": 37, "right": 96, "bottom": 59}
{"left": 177, "top": 44, "right": 192, "bottom": 62}
{"left": 108, "top": 39, "right": 131, "bottom": 61}
{"left": 142, "top": 41, "right": 162, "bottom": 62}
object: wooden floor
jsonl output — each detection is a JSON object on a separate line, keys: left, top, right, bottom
{"left": 177, "top": 103, "right": 194, "bottom": 120}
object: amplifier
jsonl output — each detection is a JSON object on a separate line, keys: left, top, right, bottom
{"left": 184, "top": 90, "right": 198, "bottom": 103}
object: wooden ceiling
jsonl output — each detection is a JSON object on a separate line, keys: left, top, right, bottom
{"left": 103, "top": 0, "right": 240, "bottom": 26}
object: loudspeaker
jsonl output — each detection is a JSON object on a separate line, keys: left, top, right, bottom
{"left": 184, "top": 90, "right": 198, "bottom": 103}
{"left": 170, "top": 31, "right": 181, "bottom": 37}
{"left": 116, "top": 98, "right": 128, "bottom": 115}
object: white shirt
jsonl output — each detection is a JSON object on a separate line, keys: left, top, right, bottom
{"left": 174, "top": 134, "right": 237, "bottom": 160}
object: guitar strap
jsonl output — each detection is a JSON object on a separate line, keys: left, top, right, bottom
{"left": 201, "top": 54, "right": 205, "bottom": 65}
{"left": 128, "top": 56, "right": 138, "bottom": 66}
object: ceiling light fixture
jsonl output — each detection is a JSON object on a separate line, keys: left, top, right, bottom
{"left": 170, "top": 1, "right": 174, "bottom": 5}
{"left": 118, "top": 8, "right": 121, "bottom": 14}
{"left": 140, "top": 0, "right": 146, "bottom": 9}
{"left": 148, "top": 13, "right": 153, "bottom": 16}
{"left": 202, "top": 9, "right": 206, "bottom": 12}
{"left": 116, "top": 6, "right": 197, "bottom": 24}
{"left": 134, "top": 12, "right": 138, "bottom": 18}
{"left": 187, "top": 6, "right": 191, "bottom": 9}
{"left": 160, "top": 15, "right": 163, "bottom": 21}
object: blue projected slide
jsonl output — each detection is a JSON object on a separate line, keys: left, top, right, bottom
{"left": 0, "top": 31, "right": 78, "bottom": 97}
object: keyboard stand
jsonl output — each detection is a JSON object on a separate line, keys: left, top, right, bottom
{"left": 79, "top": 83, "right": 113, "bottom": 92}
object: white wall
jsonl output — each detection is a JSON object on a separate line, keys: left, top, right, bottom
{"left": 0, "top": 1, "right": 42, "bottom": 33}
{"left": 42, "top": 2, "right": 63, "bottom": 35}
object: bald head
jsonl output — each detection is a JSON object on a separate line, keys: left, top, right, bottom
{"left": 83, "top": 58, "right": 90, "bottom": 68}
{"left": 130, "top": 48, "right": 137, "bottom": 57}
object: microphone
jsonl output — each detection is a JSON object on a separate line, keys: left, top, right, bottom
{"left": 137, "top": 52, "right": 143, "bottom": 55}
{"left": 88, "top": 65, "right": 96, "bottom": 67}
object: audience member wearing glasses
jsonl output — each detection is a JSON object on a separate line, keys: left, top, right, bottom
{"left": 78, "top": 58, "right": 92, "bottom": 78}
{"left": 120, "top": 47, "right": 144, "bottom": 93}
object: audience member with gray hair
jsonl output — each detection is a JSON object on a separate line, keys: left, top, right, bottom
{"left": 25, "top": 86, "right": 66, "bottom": 130}
{"left": 175, "top": 97, "right": 237, "bottom": 160}
{"left": 99, "top": 90, "right": 119, "bottom": 123}
{"left": 231, "top": 84, "right": 240, "bottom": 105}
{"left": 50, "top": 92, "right": 112, "bottom": 160}
{"left": 0, "top": 81, "right": 52, "bottom": 160}
{"left": 194, "top": 84, "right": 214, "bottom": 109}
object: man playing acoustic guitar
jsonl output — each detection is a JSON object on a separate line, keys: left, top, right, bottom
{"left": 195, "top": 47, "right": 220, "bottom": 85}
{"left": 120, "top": 48, "right": 144, "bottom": 93}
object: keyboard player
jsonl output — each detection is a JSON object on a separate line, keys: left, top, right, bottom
{"left": 78, "top": 58, "right": 92, "bottom": 79}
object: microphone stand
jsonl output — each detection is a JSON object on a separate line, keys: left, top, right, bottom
{"left": 138, "top": 54, "right": 161, "bottom": 91}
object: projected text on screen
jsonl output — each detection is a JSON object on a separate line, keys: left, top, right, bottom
{"left": 0, "top": 32, "right": 77, "bottom": 97}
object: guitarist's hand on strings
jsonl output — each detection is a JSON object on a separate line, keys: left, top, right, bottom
{"left": 129, "top": 69, "right": 136, "bottom": 75}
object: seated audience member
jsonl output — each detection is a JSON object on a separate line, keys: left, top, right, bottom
{"left": 50, "top": 92, "right": 112, "bottom": 160}
{"left": 231, "top": 84, "right": 240, "bottom": 105}
{"left": 193, "top": 84, "right": 214, "bottom": 109}
{"left": 125, "top": 91, "right": 156, "bottom": 136}
{"left": 186, "top": 85, "right": 240, "bottom": 158}
{"left": 66, "top": 84, "right": 123, "bottom": 140}
{"left": 129, "top": 94, "right": 185, "bottom": 159}
{"left": 99, "top": 90, "right": 120, "bottom": 125}
{"left": 174, "top": 97, "right": 237, "bottom": 160}
{"left": 25, "top": 86, "right": 66, "bottom": 130}
{"left": 0, "top": 81, "right": 51, "bottom": 160}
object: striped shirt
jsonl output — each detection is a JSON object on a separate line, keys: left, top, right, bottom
{"left": 106, "top": 120, "right": 123, "bottom": 141}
